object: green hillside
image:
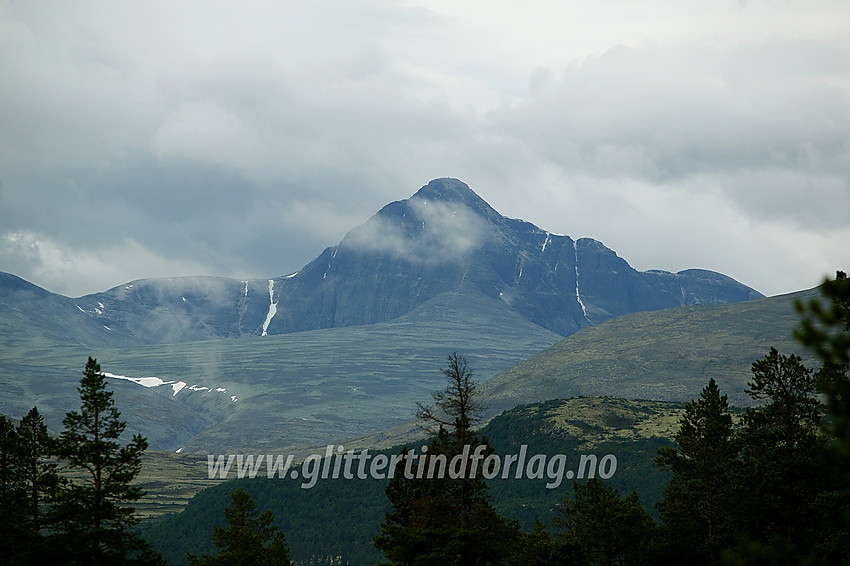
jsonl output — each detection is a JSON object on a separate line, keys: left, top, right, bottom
{"left": 140, "top": 396, "right": 688, "bottom": 565}
{"left": 480, "top": 289, "right": 817, "bottom": 412}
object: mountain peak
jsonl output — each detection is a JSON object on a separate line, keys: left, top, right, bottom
{"left": 410, "top": 178, "right": 498, "bottom": 220}
{"left": 412, "top": 178, "right": 480, "bottom": 204}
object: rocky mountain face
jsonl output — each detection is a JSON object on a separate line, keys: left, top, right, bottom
{"left": 2, "top": 178, "right": 762, "bottom": 345}
{"left": 263, "top": 178, "right": 762, "bottom": 337}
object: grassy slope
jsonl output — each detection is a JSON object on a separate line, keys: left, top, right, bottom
{"left": 2, "top": 291, "right": 561, "bottom": 453}
{"left": 134, "top": 451, "right": 229, "bottom": 522}
{"left": 345, "top": 289, "right": 815, "bottom": 452}
{"left": 480, "top": 289, "right": 817, "bottom": 413}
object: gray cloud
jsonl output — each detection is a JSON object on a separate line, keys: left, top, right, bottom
{"left": 1, "top": 1, "right": 848, "bottom": 298}
{"left": 494, "top": 42, "right": 850, "bottom": 184}
{"left": 341, "top": 199, "right": 493, "bottom": 264}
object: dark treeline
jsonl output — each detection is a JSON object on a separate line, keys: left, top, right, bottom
{"left": 0, "top": 357, "right": 164, "bottom": 565}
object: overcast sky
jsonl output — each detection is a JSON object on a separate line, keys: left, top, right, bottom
{"left": 2, "top": 0, "right": 848, "bottom": 298}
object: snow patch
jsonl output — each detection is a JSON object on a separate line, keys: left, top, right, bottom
{"left": 176, "top": 448, "right": 183, "bottom": 453}
{"left": 103, "top": 325, "right": 112, "bottom": 331}
{"left": 104, "top": 372, "right": 175, "bottom": 388}
{"left": 573, "top": 240, "right": 590, "bottom": 323}
{"left": 541, "top": 232, "right": 551, "bottom": 253}
{"left": 76, "top": 305, "right": 86, "bottom": 313}
{"left": 261, "top": 279, "right": 278, "bottom": 337}
{"left": 283, "top": 272, "right": 298, "bottom": 279}
{"left": 104, "top": 372, "right": 232, "bottom": 400}
{"left": 242, "top": 280, "right": 249, "bottom": 297}
{"left": 92, "top": 301, "right": 105, "bottom": 315}
{"left": 231, "top": 396, "right": 238, "bottom": 402}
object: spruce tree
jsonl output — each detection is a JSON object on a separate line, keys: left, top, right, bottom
{"left": 51, "top": 357, "right": 163, "bottom": 565}
{"left": 655, "top": 378, "right": 738, "bottom": 565}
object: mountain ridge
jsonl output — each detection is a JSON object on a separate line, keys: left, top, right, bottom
{"left": 1, "top": 178, "right": 762, "bottom": 345}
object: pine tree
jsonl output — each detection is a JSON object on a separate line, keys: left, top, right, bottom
{"left": 17, "top": 407, "right": 58, "bottom": 533}
{"left": 187, "top": 487, "right": 291, "bottom": 566}
{"left": 51, "top": 357, "right": 163, "bottom": 565}
{"left": 0, "top": 415, "right": 19, "bottom": 500}
{"left": 795, "top": 270, "right": 850, "bottom": 478}
{"left": 655, "top": 378, "right": 738, "bottom": 565}
{"left": 375, "top": 353, "right": 519, "bottom": 565}
{"left": 414, "top": 352, "right": 485, "bottom": 537}
{"left": 556, "top": 477, "right": 656, "bottom": 566}
{"left": 734, "top": 348, "right": 827, "bottom": 554}
{"left": 375, "top": 431, "right": 518, "bottom": 566}
{"left": 510, "top": 519, "right": 582, "bottom": 566}
{"left": 795, "top": 270, "right": 850, "bottom": 367}
{"left": 0, "top": 414, "right": 28, "bottom": 561}
{"left": 415, "top": 352, "right": 484, "bottom": 448}
{"left": 794, "top": 270, "right": 850, "bottom": 562}
{"left": 15, "top": 407, "right": 60, "bottom": 563}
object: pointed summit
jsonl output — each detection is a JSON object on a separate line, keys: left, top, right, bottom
{"left": 410, "top": 178, "right": 499, "bottom": 219}
{"left": 412, "top": 178, "right": 476, "bottom": 201}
